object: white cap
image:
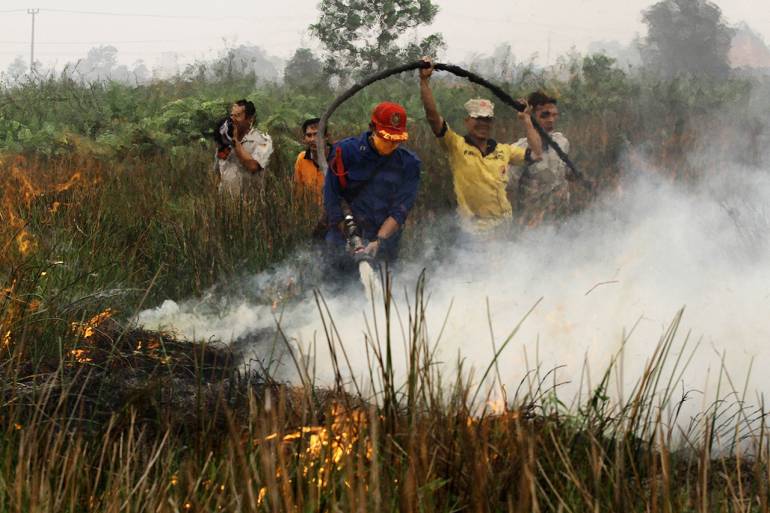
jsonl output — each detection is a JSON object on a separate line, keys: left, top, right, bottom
{"left": 464, "top": 98, "right": 495, "bottom": 118}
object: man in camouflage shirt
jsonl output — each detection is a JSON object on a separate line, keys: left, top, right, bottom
{"left": 508, "top": 91, "right": 570, "bottom": 226}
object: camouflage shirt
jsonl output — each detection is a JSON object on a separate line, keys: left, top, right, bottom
{"left": 507, "top": 131, "right": 571, "bottom": 222}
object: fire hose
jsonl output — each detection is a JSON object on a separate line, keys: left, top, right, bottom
{"left": 315, "top": 60, "right": 592, "bottom": 191}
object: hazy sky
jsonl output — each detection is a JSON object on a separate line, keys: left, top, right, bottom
{"left": 1, "top": 0, "right": 768, "bottom": 72}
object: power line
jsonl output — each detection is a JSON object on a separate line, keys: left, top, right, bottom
{"left": 437, "top": 7, "right": 637, "bottom": 37}
{"left": 0, "top": 35, "right": 304, "bottom": 57}
{"left": 0, "top": 39, "right": 192, "bottom": 45}
{"left": 40, "top": 8, "right": 236, "bottom": 19}
{"left": 36, "top": 8, "right": 296, "bottom": 22}
{"left": 0, "top": 8, "right": 308, "bottom": 66}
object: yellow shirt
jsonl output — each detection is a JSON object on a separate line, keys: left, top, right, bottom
{"left": 293, "top": 150, "right": 324, "bottom": 204}
{"left": 440, "top": 124, "right": 527, "bottom": 224}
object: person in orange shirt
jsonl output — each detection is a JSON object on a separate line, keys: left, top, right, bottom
{"left": 293, "top": 117, "right": 327, "bottom": 204}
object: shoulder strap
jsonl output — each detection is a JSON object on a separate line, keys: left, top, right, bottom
{"left": 332, "top": 142, "right": 392, "bottom": 196}
{"left": 332, "top": 146, "right": 348, "bottom": 189}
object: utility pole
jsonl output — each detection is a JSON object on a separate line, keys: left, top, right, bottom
{"left": 27, "top": 8, "right": 39, "bottom": 75}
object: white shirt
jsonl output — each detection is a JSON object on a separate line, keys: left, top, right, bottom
{"left": 216, "top": 127, "right": 273, "bottom": 196}
{"left": 508, "top": 131, "right": 570, "bottom": 194}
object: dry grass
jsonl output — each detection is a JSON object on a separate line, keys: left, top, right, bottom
{"left": 2, "top": 73, "right": 769, "bottom": 511}
{"left": 2, "top": 280, "right": 769, "bottom": 512}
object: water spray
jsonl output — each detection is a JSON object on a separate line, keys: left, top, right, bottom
{"left": 341, "top": 213, "right": 382, "bottom": 300}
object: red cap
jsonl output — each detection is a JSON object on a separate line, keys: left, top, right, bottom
{"left": 371, "top": 102, "right": 409, "bottom": 141}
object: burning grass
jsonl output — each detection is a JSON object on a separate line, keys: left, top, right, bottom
{"left": 2, "top": 152, "right": 770, "bottom": 510}
{"left": 4, "top": 309, "right": 245, "bottom": 437}
{"left": 1, "top": 70, "right": 769, "bottom": 511}
{"left": 0, "top": 155, "right": 91, "bottom": 263}
{"left": 3, "top": 278, "right": 770, "bottom": 512}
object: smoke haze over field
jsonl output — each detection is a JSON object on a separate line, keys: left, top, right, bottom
{"left": 2, "top": 0, "right": 770, "bottom": 74}
{"left": 138, "top": 137, "right": 770, "bottom": 426}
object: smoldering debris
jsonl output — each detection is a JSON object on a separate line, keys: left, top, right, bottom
{"left": 2, "top": 312, "right": 276, "bottom": 436}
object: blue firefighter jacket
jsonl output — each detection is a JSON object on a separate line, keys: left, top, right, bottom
{"left": 324, "top": 131, "right": 421, "bottom": 240}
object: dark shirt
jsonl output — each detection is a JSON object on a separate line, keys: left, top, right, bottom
{"left": 324, "top": 131, "right": 421, "bottom": 238}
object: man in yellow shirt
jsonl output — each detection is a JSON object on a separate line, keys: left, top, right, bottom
{"left": 419, "top": 59, "right": 542, "bottom": 232}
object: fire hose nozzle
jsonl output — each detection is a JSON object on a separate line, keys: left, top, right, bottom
{"left": 348, "top": 235, "right": 373, "bottom": 263}
{"left": 353, "top": 246, "right": 374, "bottom": 263}
{"left": 343, "top": 214, "right": 357, "bottom": 237}
{"left": 347, "top": 234, "right": 365, "bottom": 252}
{"left": 343, "top": 214, "right": 372, "bottom": 261}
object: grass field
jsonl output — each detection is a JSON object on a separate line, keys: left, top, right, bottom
{"left": 2, "top": 57, "right": 770, "bottom": 511}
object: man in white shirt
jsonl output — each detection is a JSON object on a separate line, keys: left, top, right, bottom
{"left": 508, "top": 91, "right": 571, "bottom": 226}
{"left": 215, "top": 99, "right": 273, "bottom": 197}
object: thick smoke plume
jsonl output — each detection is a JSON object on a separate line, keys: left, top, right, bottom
{"left": 138, "top": 149, "right": 770, "bottom": 427}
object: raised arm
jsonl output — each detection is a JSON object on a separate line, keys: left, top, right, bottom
{"left": 419, "top": 58, "right": 445, "bottom": 137}
{"left": 517, "top": 100, "right": 543, "bottom": 161}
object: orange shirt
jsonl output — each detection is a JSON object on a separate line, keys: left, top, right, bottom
{"left": 293, "top": 150, "right": 324, "bottom": 203}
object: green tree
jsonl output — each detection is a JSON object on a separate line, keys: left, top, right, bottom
{"left": 640, "top": 0, "right": 734, "bottom": 78}
{"left": 309, "top": 0, "right": 444, "bottom": 76}
{"left": 284, "top": 48, "right": 329, "bottom": 92}
{"left": 563, "top": 54, "right": 635, "bottom": 114}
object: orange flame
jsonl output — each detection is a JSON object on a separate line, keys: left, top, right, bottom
{"left": 0, "top": 279, "right": 37, "bottom": 350}
{"left": 69, "top": 348, "right": 93, "bottom": 363}
{"left": 15, "top": 229, "right": 36, "bottom": 256}
{"left": 257, "top": 487, "right": 267, "bottom": 506}
{"left": 71, "top": 308, "right": 113, "bottom": 339}
{"left": 486, "top": 398, "right": 506, "bottom": 415}
{"left": 1, "top": 157, "right": 86, "bottom": 260}
{"left": 257, "top": 403, "right": 372, "bottom": 489}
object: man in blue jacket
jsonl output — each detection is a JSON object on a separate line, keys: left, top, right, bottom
{"left": 324, "top": 101, "right": 421, "bottom": 263}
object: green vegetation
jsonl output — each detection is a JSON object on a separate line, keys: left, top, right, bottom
{"left": 2, "top": 43, "right": 770, "bottom": 510}
{"left": 310, "top": 0, "right": 444, "bottom": 75}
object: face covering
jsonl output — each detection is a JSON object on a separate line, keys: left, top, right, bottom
{"left": 371, "top": 133, "right": 400, "bottom": 156}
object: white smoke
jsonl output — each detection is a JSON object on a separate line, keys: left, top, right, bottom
{"left": 137, "top": 154, "right": 770, "bottom": 434}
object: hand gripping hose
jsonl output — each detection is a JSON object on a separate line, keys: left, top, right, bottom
{"left": 316, "top": 60, "right": 592, "bottom": 191}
